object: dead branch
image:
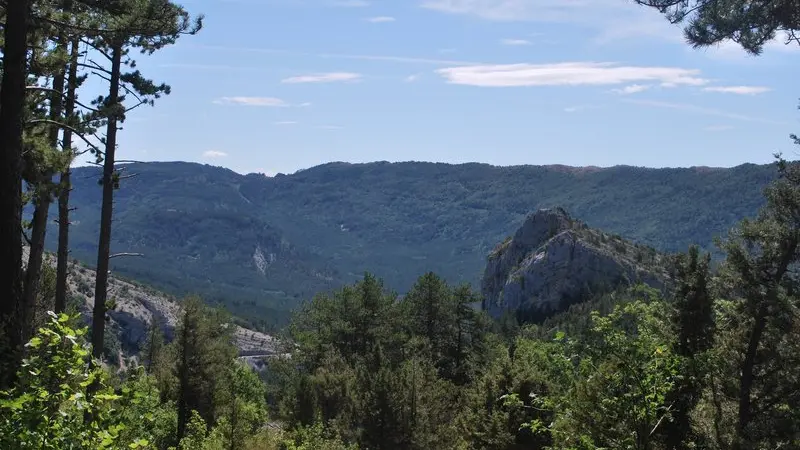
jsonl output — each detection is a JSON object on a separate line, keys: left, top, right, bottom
{"left": 109, "top": 252, "right": 144, "bottom": 259}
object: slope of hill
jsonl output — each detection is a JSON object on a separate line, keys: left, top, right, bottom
{"left": 28, "top": 248, "right": 278, "bottom": 360}
{"left": 51, "top": 160, "right": 775, "bottom": 325}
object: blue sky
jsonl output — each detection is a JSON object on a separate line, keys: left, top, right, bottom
{"left": 105, "top": 0, "right": 800, "bottom": 175}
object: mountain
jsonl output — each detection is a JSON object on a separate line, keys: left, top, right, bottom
{"left": 51, "top": 160, "right": 776, "bottom": 326}
{"left": 482, "top": 208, "right": 669, "bottom": 321}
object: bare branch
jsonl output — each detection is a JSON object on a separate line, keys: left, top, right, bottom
{"left": 109, "top": 252, "right": 144, "bottom": 259}
{"left": 77, "top": 60, "right": 112, "bottom": 75}
{"left": 125, "top": 100, "right": 148, "bottom": 114}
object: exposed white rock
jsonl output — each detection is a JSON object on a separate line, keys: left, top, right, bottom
{"left": 481, "top": 208, "right": 667, "bottom": 319}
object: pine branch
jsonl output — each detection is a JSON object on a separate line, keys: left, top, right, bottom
{"left": 24, "top": 118, "right": 104, "bottom": 155}
{"left": 25, "top": 85, "right": 102, "bottom": 113}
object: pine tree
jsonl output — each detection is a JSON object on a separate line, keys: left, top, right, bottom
{"left": 173, "top": 296, "right": 237, "bottom": 440}
{"left": 141, "top": 318, "right": 165, "bottom": 373}
{"left": 659, "top": 245, "right": 714, "bottom": 449}
{"left": 83, "top": 0, "right": 202, "bottom": 360}
{"left": 634, "top": 0, "right": 800, "bottom": 54}
{"left": 0, "top": 0, "right": 32, "bottom": 389}
{"left": 714, "top": 153, "right": 800, "bottom": 449}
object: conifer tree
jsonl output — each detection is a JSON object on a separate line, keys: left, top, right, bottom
{"left": 82, "top": 0, "right": 202, "bottom": 360}
{"left": 0, "top": 0, "right": 32, "bottom": 388}
{"left": 635, "top": 0, "right": 799, "bottom": 54}
{"left": 173, "top": 296, "right": 237, "bottom": 440}
{"left": 714, "top": 153, "right": 800, "bottom": 449}
{"left": 660, "top": 245, "right": 714, "bottom": 449}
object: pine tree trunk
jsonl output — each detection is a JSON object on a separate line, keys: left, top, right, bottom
{"left": 91, "top": 43, "right": 122, "bottom": 360}
{"left": 176, "top": 315, "right": 192, "bottom": 440}
{"left": 21, "top": 43, "right": 66, "bottom": 333}
{"left": 55, "top": 35, "right": 81, "bottom": 314}
{"left": 21, "top": 198, "right": 52, "bottom": 337}
{"left": 0, "top": 0, "right": 31, "bottom": 389}
{"left": 734, "top": 307, "right": 767, "bottom": 449}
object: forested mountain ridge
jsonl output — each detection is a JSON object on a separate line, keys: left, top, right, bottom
{"left": 53, "top": 160, "right": 775, "bottom": 326}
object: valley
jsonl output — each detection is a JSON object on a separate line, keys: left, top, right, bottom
{"left": 53, "top": 160, "right": 775, "bottom": 327}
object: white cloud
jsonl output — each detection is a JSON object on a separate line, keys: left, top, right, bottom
{"left": 563, "top": 105, "right": 598, "bottom": 113}
{"left": 703, "top": 86, "right": 771, "bottom": 95}
{"left": 319, "top": 52, "right": 474, "bottom": 65}
{"left": 501, "top": 38, "right": 531, "bottom": 46}
{"left": 331, "top": 0, "right": 369, "bottom": 6}
{"left": 202, "top": 150, "right": 228, "bottom": 158}
{"left": 704, "top": 125, "right": 734, "bottom": 132}
{"left": 213, "top": 97, "right": 289, "bottom": 107}
{"left": 624, "top": 99, "right": 786, "bottom": 125}
{"left": 436, "top": 62, "right": 707, "bottom": 88}
{"left": 420, "top": 0, "right": 682, "bottom": 43}
{"left": 298, "top": 102, "right": 313, "bottom": 107}
{"left": 693, "top": 32, "right": 800, "bottom": 62}
{"left": 405, "top": 74, "right": 422, "bottom": 82}
{"left": 421, "top": 0, "right": 582, "bottom": 22}
{"left": 191, "top": 45, "right": 475, "bottom": 66}
{"left": 611, "top": 84, "right": 651, "bottom": 95}
{"left": 281, "top": 72, "right": 362, "bottom": 83}
{"left": 366, "top": 16, "right": 396, "bottom": 22}
{"left": 274, "top": 121, "right": 298, "bottom": 125}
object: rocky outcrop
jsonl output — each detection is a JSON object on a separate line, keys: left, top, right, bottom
{"left": 481, "top": 208, "right": 667, "bottom": 320}
{"left": 26, "top": 247, "right": 277, "bottom": 357}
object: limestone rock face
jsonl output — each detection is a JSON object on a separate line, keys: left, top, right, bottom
{"left": 481, "top": 208, "right": 666, "bottom": 319}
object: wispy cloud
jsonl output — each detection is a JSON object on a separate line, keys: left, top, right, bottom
{"left": 501, "top": 38, "right": 531, "bottom": 46}
{"left": 563, "top": 105, "right": 600, "bottom": 113}
{"left": 703, "top": 86, "right": 771, "bottom": 95}
{"left": 202, "top": 150, "right": 228, "bottom": 158}
{"left": 331, "top": 0, "right": 369, "bottom": 6}
{"left": 274, "top": 121, "right": 299, "bottom": 125}
{"left": 318, "top": 52, "right": 474, "bottom": 65}
{"left": 213, "top": 97, "right": 290, "bottom": 107}
{"left": 187, "top": 45, "right": 475, "bottom": 66}
{"left": 624, "top": 99, "right": 785, "bottom": 125}
{"left": 405, "top": 74, "right": 422, "bottom": 82}
{"left": 421, "top": 0, "right": 681, "bottom": 42}
{"left": 160, "top": 63, "right": 272, "bottom": 71}
{"left": 436, "top": 63, "right": 707, "bottom": 88}
{"left": 612, "top": 84, "right": 651, "bottom": 95}
{"left": 281, "top": 72, "right": 362, "bottom": 83}
{"left": 704, "top": 125, "right": 734, "bottom": 132}
{"left": 421, "top": 0, "right": 587, "bottom": 22}
{"left": 366, "top": 16, "right": 396, "bottom": 23}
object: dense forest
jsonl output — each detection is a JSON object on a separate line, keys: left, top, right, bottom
{"left": 55, "top": 161, "right": 775, "bottom": 329}
{"left": 2, "top": 0, "right": 800, "bottom": 449}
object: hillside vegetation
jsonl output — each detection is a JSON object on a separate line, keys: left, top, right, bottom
{"left": 54, "top": 161, "right": 774, "bottom": 326}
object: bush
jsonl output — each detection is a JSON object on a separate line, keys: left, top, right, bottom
{"left": 0, "top": 312, "right": 127, "bottom": 449}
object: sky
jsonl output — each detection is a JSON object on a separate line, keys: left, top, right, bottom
{"left": 103, "top": 0, "right": 800, "bottom": 175}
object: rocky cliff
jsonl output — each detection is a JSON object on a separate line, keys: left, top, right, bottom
{"left": 481, "top": 208, "right": 668, "bottom": 320}
{"left": 26, "top": 247, "right": 278, "bottom": 363}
